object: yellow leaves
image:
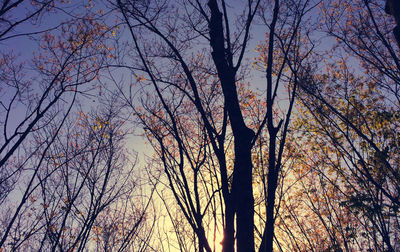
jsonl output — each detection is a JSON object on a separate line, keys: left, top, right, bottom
{"left": 93, "top": 117, "right": 108, "bottom": 131}
{"left": 91, "top": 117, "right": 112, "bottom": 139}
{"left": 86, "top": 0, "right": 94, "bottom": 8}
{"left": 252, "top": 43, "right": 270, "bottom": 70}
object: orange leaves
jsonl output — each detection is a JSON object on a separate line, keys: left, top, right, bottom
{"left": 92, "top": 225, "right": 102, "bottom": 235}
{"left": 29, "top": 196, "right": 37, "bottom": 203}
{"left": 135, "top": 74, "right": 146, "bottom": 82}
{"left": 63, "top": 198, "right": 70, "bottom": 205}
{"left": 252, "top": 44, "right": 268, "bottom": 70}
{"left": 41, "top": 203, "right": 49, "bottom": 209}
{"left": 48, "top": 225, "right": 56, "bottom": 232}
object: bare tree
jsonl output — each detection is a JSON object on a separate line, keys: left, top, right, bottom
{"left": 110, "top": 0, "right": 317, "bottom": 251}
{"left": 0, "top": 2, "right": 144, "bottom": 250}
{"left": 0, "top": 96, "right": 154, "bottom": 251}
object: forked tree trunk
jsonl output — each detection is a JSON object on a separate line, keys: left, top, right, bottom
{"left": 207, "top": 1, "right": 256, "bottom": 251}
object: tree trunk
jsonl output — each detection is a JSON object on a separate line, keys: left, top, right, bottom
{"left": 222, "top": 201, "right": 235, "bottom": 252}
{"left": 385, "top": 0, "right": 400, "bottom": 46}
{"left": 207, "top": 0, "right": 256, "bottom": 251}
{"left": 259, "top": 132, "right": 278, "bottom": 252}
{"left": 232, "top": 129, "right": 255, "bottom": 252}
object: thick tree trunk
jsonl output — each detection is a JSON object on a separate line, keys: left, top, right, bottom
{"left": 232, "top": 129, "right": 255, "bottom": 252}
{"left": 385, "top": 0, "right": 400, "bottom": 46}
{"left": 207, "top": 1, "right": 255, "bottom": 251}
